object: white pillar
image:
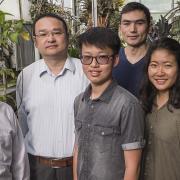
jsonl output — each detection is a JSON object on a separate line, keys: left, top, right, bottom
{"left": 92, "top": 0, "right": 98, "bottom": 27}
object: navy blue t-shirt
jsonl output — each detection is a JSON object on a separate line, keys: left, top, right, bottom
{"left": 112, "top": 48, "right": 146, "bottom": 97}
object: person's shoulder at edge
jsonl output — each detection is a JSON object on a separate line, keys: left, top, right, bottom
{"left": 114, "top": 83, "right": 141, "bottom": 105}
{"left": 68, "top": 56, "right": 83, "bottom": 69}
{"left": 74, "top": 91, "right": 85, "bottom": 103}
{"left": 69, "top": 56, "right": 89, "bottom": 84}
{"left": 21, "top": 59, "right": 44, "bottom": 73}
{"left": 0, "top": 101, "right": 16, "bottom": 126}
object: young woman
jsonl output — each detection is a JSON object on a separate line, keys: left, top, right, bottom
{"left": 140, "top": 37, "right": 180, "bottom": 180}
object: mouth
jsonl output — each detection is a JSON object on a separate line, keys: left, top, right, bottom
{"left": 45, "top": 45, "right": 57, "bottom": 49}
{"left": 154, "top": 79, "right": 167, "bottom": 85}
{"left": 89, "top": 70, "right": 101, "bottom": 77}
{"left": 128, "top": 35, "right": 138, "bottom": 39}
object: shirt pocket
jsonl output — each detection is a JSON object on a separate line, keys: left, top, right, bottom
{"left": 0, "top": 132, "right": 12, "bottom": 163}
{"left": 93, "top": 126, "right": 115, "bottom": 153}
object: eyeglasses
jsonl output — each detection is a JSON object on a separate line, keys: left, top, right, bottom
{"left": 34, "top": 30, "right": 64, "bottom": 38}
{"left": 80, "top": 55, "right": 114, "bottom": 65}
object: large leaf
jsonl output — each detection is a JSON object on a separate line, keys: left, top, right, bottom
{"left": 14, "top": 20, "right": 24, "bottom": 31}
{"left": 0, "top": 11, "right": 13, "bottom": 25}
{"left": 3, "top": 21, "right": 12, "bottom": 31}
{"left": 2, "top": 30, "right": 8, "bottom": 37}
{"left": 0, "top": 13, "right": 5, "bottom": 25}
{"left": 9, "top": 32, "right": 19, "bottom": 43}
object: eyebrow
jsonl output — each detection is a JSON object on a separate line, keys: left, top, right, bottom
{"left": 37, "top": 28, "right": 63, "bottom": 32}
{"left": 121, "top": 19, "right": 147, "bottom": 23}
{"left": 150, "top": 60, "right": 175, "bottom": 64}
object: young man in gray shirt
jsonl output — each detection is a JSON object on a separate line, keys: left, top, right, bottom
{"left": 73, "top": 27, "right": 145, "bottom": 180}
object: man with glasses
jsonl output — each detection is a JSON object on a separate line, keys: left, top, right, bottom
{"left": 16, "top": 13, "right": 88, "bottom": 180}
{"left": 113, "top": 2, "right": 151, "bottom": 97}
{"left": 73, "top": 27, "right": 145, "bottom": 180}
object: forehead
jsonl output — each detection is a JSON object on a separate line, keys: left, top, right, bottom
{"left": 121, "top": 10, "right": 147, "bottom": 21}
{"left": 151, "top": 49, "right": 177, "bottom": 63}
{"left": 35, "top": 17, "right": 64, "bottom": 31}
{"left": 82, "top": 44, "right": 113, "bottom": 54}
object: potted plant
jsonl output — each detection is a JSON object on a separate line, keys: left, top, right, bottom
{"left": 0, "top": 10, "right": 29, "bottom": 106}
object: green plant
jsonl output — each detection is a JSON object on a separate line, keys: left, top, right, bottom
{"left": 78, "top": 0, "right": 124, "bottom": 31}
{"left": 0, "top": 10, "right": 29, "bottom": 106}
{"left": 149, "top": 2, "right": 180, "bottom": 42}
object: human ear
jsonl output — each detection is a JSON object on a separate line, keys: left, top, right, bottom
{"left": 113, "top": 55, "right": 119, "bottom": 67}
{"left": 33, "top": 36, "right": 38, "bottom": 48}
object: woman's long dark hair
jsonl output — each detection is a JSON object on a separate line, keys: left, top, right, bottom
{"left": 140, "top": 37, "right": 180, "bottom": 113}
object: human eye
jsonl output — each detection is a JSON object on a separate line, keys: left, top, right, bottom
{"left": 122, "top": 21, "right": 130, "bottom": 26}
{"left": 98, "top": 55, "right": 108, "bottom": 59}
{"left": 135, "top": 20, "right": 146, "bottom": 25}
{"left": 53, "top": 31, "right": 64, "bottom": 35}
{"left": 81, "top": 55, "right": 92, "bottom": 64}
{"left": 149, "top": 62, "right": 158, "bottom": 68}
{"left": 37, "top": 32, "right": 48, "bottom": 37}
{"left": 98, "top": 55, "right": 109, "bottom": 64}
{"left": 82, "top": 55, "right": 92, "bottom": 61}
{"left": 164, "top": 63, "right": 173, "bottom": 69}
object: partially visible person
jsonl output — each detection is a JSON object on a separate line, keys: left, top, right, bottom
{"left": 73, "top": 27, "right": 145, "bottom": 180}
{"left": 16, "top": 13, "right": 88, "bottom": 180}
{"left": 140, "top": 37, "right": 180, "bottom": 180}
{"left": 0, "top": 101, "right": 29, "bottom": 180}
{"left": 113, "top": 2, "right": 151, "bottom": 97}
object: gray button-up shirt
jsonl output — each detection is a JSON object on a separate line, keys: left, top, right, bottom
{"left": 0, "top": 102, "right": 29, "bottom": 180}
{"left": 74, "top": 81, "right": 145, "bottom": 180}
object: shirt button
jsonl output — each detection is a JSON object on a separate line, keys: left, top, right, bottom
{"left": 88, "top": 124, "right": 90, "bottom": 127}
{"left": 91, "top": 105, "right": 94, "bottom": 108}
{"left": 101, "top": 132, "right": 105, "bottom": 135}
{"left": 150, "top": 126, "right": 153, "bottom": 129}
{"left": 148, "top": 141, "right": 151, "bottom": 145}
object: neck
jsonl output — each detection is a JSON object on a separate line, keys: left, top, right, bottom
{"left": 90, "top": 79, "right": 112, "bottom": 100}
{"left": 156, "top": 91, "right": 169, "bottom": 109}
{"left": 44, "top": 54, "right": 67, "bottom": 75}
{"left": 125, "top": 43, "right": 148, "bottom": 64}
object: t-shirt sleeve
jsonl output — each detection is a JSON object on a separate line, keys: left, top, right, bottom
{"left": 74, "top": 94, "right": 83, "bottom": 146}
{"left": 120, "top": 101, "right": 145, "bottom": 150}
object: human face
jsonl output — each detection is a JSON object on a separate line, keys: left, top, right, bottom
{"left": 148, "top": 49, "right": 178, "bottom": 95}
{"left": 34, "top": 17, "right": 68, "bottom": 59}
{"left": 120, "top": 10, "right": 149, "bottom": 47}
{"left": 81, "top": 44, "right": 119, "bottom": 86}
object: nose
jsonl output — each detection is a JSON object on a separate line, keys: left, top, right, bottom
{"left": 129, "top": 23, "right": 137, "bottom": 32}
{"left": 47, "top": 33, "right": 56, "bottom": 42}
{"left": 156, "top": 66, "right": 165, "bottom": 75}
{"left": 90, "top": 57, "right": 99, "bottom": 67}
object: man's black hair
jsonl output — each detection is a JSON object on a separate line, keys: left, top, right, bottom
{"left": 120, "top": 2, "right": 151, "bottom": 27}
{"left": 78, "top": 27, "right": 121, "bottom": 55}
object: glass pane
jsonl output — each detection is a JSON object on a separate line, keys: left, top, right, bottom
{"left": 140, "top": 0, "right": 172, "bottom": 12}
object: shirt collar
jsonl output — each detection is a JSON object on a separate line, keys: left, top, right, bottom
{"left": 83, "top": 80, "right": 118, "bottom": 103}
{"left": 39, "top": 56, "right": 76, "bottom": 77}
